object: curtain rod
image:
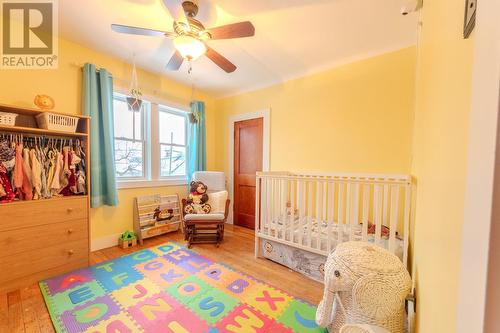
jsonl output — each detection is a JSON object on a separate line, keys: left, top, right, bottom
{"left": 70, "top": 62, "right": 197, "bottom": 110}
{"left": 70, "top": 62, "right": 126, "bottom": 82}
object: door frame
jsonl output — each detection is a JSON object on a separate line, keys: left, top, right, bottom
{"left": 457, "top": 0, "right": 500, "bottom": 331}
{"left": 227, "top": 109, "right": 270, "bottom": 225}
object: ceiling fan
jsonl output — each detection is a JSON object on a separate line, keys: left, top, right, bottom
{"left": 111, "top": 0, "right": 255, "bottom": 73}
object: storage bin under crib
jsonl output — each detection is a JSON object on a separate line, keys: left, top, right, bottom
{"left": 255, "top": 172, "right": 412, "bottom": 277}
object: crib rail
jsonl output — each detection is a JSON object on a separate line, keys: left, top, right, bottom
{"left": 255, "top": 172, "right": 412, "bottom": 267}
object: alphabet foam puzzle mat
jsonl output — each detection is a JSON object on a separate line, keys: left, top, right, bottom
{"left": 40, "top": 242, "right": 326, "bottom": 333}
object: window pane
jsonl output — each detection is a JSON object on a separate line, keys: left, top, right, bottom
{"left": 113, "top": 98, "right": 143, "bottom": 140}
{"left": 159, "top": 109, "right": 185, "bottom": 145}
{"left": 114, "top": 139, "right": 144, "bottom": 178}
{"left": 160, "top": 144, "right": 186, "bottom": 177}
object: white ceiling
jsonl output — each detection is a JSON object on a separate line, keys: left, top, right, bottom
{"left": 59, "top": 0, "right": 418, "bottom": 97}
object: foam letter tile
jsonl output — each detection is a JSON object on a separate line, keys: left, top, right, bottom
{"left": 190, "top": 287, "right": 239, "bottom": 324}
{"left": 50, "top": 280, "right": 106, "bottom": 315}
{"left": 60, "top": 295, "right": 121, "bottom": 332}
{"left": 217, "top": 304, "right": 274, "bottom": 333}
{"left": 164, "top": 249, "right": 214, "bottom": 274}
{"left": 197, "top": 264, "right": 242, "bottom": 289}
{"left": 111, "top": 278, "right": 161, "bottom": 308}
{"left": 267, "top": 321, "right": 295, "bottom": 333}
{"left": 144, "top": 304, "right": 210, "bottom": 333}
{"left": 223, "top": 276, "right": 259, "bottom": 301}
{"left": 116, "top": 249, "right": 158, "bottom": 267}
{"left": 135, "top": 257, "right": 187, "bottom": 288}
{"left": 126, "top": 292, "right": 183, "bottom": 330}
{"left": 149, "top": 243, "right": 180, "bottom": 256}
{"left": 83, "top": 313, "right": 140, "bottom": 333}
{"left": 42, "top": 268, "right": 95, "bottom": 296}
{"left": 166, "top": 275, "right": 213, "bottom": 308}
{"left": 277, "top": 299, "right": 325, "bottom": 333}
{"left": 243, "top": 284, "right": 292, "bottom": 319}
{"left": 93, "top": 264, "right": 144, "bottom": 293}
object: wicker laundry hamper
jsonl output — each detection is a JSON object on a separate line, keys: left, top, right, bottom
{"left": 340, "top": 324, "right": 391, "bottom": 333}
{"left": 316, "top": 241, "right": 412, "bottom": 333}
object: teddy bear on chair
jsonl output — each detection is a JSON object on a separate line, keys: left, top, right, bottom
{"left": 184, "top": 181, "right": 211, "bottom": 214}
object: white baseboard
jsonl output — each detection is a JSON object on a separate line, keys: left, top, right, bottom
{"left": 91, "top": 233, "right": 122, "bottom": 252}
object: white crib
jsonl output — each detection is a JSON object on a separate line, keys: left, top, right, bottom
{"left": 254, "top": 172, "right": 412, "bottom": 275}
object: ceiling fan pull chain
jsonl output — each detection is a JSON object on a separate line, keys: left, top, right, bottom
{"left": 188, "top": 59, "right": 196, "bottom": 101}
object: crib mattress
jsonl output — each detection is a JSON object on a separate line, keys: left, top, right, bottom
{"left": 261, "top": 215, "right": 404, "bottom": 259}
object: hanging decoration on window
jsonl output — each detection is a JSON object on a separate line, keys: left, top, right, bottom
{"left": 187, "top": 62, "right": 199, "bottom": 124}
{"left": 126, "top": 57, "right": 143, "bottom": 112}
{"left": 189, "top": 107, "right": 200, "bottom": 124}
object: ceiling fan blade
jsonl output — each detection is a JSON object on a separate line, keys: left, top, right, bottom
{"left": 166, "top": 50, "right": 184, "bottom": 71}
{"left": 205, "top": 46, "right": 236, "bottom": 73}
{"left": 111, "top": 24, "right": 176, "bottom": 38}
{"left": 206, "top": 21, "right": 255, "bottom": 40}
{"left": 162, "top": 0, "right": 190, "bottom": 31}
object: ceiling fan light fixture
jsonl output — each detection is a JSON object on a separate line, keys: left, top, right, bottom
{"left": 173, "top": 35, "right": 206, "bottom": 60}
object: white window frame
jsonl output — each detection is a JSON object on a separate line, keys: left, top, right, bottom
{"left": 157, "top": 104, "right": 188, "bottom": 180}
{"left": 112, "top": 92, "right": 189, "bottom": 189}
{"left": 113, "top": 93, "right": 149, "bottom": 181}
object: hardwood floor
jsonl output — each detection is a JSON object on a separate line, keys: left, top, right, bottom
{"left": 0, "top": 225, "right": 323, "bottom": 333}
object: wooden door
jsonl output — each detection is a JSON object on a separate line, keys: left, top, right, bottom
{"left": 234, "top": 118, "right": 263, "bottom": 229}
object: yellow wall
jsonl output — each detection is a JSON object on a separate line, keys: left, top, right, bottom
{"left": 214, "top": 47, "right": 417, "bottom": 175}
{"left": 410, "top": 0, "right": 475, "bottom": 331}
{"left": 0, "top": 37, "right": 217, "bottom": 240}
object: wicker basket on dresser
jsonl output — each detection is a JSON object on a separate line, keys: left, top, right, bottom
{"left": 0, "top": 103, "right": 90, "bottom": 293}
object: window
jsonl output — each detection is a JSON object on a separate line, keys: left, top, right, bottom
{"left": 159, "top": 106, "right": 187, "bottom": 177}
{"left": 113, "top": 95, "right": 147, "bottom": 179}
{"left": 112, "top": 93, "right": 188, "bottom": 188}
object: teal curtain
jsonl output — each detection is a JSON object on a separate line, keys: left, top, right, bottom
{"left": 82, "top": 63, "right": 119, "bottom": 207}
{"left": 187, "top": 101, "right": 206, "bottom": 182}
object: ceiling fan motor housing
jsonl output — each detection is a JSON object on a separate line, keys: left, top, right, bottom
{"left": 182, "top": 1, "right": 198, "bottom": 18}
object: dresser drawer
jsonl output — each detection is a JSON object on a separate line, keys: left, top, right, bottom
{"left": 0, "top": 219, "right": 88, "bottom": 258}
{"left": 0, "top": 239, "right": 88, "bottom": 284}
{"left": 0, "top": 196, "right": 87, "bottom": 231}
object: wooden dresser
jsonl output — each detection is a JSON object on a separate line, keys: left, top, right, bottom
{"left": 0, "top": 104, "right": 90, "bottom": 293}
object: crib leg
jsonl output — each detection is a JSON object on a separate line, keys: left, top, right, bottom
{"left": 255, "top": 236, "right": 260, "bottom": 258}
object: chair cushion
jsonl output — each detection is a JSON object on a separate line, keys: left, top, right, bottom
{"left": 184, "top": 213, "right": 225, "bottom": 221}
{"left": 207, "top": 190, "right": 228, "bottom": 214}
{"left": 192, "top": 171, "right": 226, "bottom": 192}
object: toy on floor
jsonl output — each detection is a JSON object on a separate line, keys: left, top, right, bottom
{"left": 316, "top": 241, "right": 411, "bottom": 333}
{"left": 118, "top": 230, "right": 137, "bottom": 249}
{"left": 184, "top": 181, "right": 211, "bottom": 214}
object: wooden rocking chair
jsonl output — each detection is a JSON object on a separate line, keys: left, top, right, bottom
{"left": 181, "top": 172, "right": 230, "bottom": 248}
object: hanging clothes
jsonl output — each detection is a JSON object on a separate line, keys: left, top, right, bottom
{"left": 0, "top": 165, "right": 14, "bottom": 203}
{"left": 14, "top": 143, "right": 32, "bottom": 200}
{"left": 0, "top": 139, "right": 15, "bottom": 203}
{"left": 30, "top": 148, "right": 42, "bottom": 200}
{"left": 0, "top": 135, "right": 88, "bottom": 204}
{"left": 59, "top": 147, "right": 77, "bottom": 196}
{"left": 51, "top": 151, "right": 63, "bottom": 196}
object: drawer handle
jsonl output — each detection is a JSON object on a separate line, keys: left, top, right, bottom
{"left": 67, "top": 229, "right": 74, "bottom": 234}
{"left": 67, "top": 208, "right": 74, "bottom": 213}
{"left": 68, "top": 250, "right": 74, "bottom": 255}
